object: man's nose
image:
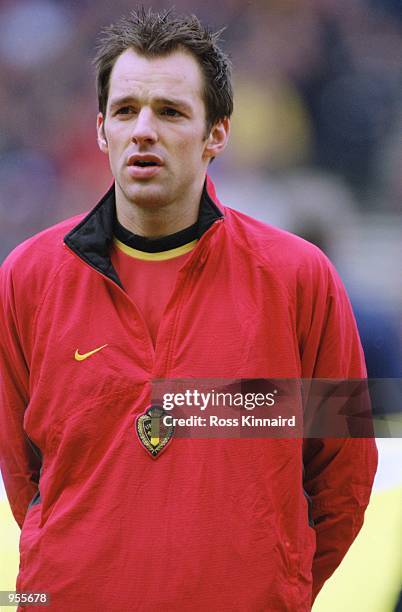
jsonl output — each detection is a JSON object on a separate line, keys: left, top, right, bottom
{"left": 131, "top": 108, "right": 158, "bottom": 146}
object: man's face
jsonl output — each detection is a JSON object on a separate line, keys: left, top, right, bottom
{"left": 97, "top": 48, "right": 229, "bottom": 211}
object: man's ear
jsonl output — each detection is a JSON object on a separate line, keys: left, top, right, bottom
{"left": 203, "top": 117, "right": 230, "bottom": 162}
{"left": 97, "top": 113, "right": 108, "bottom": 154}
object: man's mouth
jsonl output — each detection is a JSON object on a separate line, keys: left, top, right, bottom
{"left": 133, "top": 160, "right": 159, "bottom": 167}
{"left": 128, "top": 154, "right": 163, "bottom": 167}
{"left": 127, "top": 154, "right": 163, "bottom": 179}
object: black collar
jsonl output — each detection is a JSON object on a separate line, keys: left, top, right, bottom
{"left": 64, "top": 182, "right": 223, "bottom": 286}
{"left": 114, "top": 217, "right": 198, "bottom": 252}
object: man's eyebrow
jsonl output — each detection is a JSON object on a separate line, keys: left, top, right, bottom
{"left": 109, "top": 95, "right": 192, "bottom": 113}
{"left": 109, "top": 95, "right": 135, "bottom": 109}
{"left": 156, "top": 97, "right": 192, "bottom": 112}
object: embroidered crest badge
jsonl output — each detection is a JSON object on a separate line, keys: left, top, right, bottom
{"left": 135, "top": 406, "right": 174, "bottom": 459}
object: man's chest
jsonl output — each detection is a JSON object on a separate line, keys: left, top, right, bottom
{"left": 22, "top": 261, "right": 302, "bottom": 451}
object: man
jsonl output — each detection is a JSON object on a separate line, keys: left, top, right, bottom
{"left": 0, "top": 9, "right": 377, "bottom": 611}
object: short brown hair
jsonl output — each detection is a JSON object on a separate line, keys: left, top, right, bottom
{"left": 93, "top": 7, "right": 233, "bottom": 132}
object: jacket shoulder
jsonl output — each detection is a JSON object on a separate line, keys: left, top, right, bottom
{"left": 223, "top": 206, "right": 330, "bottom": 272}
{"left": 1, "top": 213, "right": 86, "bottom": 279}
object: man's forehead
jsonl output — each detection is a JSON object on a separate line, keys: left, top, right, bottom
{"left": 108, "top": 48, "right": 204, "bottom": 97}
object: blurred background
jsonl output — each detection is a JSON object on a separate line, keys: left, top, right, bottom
{"left": 0, "top": 0, "right": 401, "bottom": 610}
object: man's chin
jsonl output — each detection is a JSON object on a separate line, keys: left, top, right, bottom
{"left": 123, "top": 184, "right": 169, "bottom": 209}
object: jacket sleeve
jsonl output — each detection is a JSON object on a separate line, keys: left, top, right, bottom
{"left": 0, "top": 262, "right": 41, "bottom": 528}
{"left": 298, "top": 253, "right": 378, "bottom": 602}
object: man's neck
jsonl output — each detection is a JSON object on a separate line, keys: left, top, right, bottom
{"left": 116, "top": 204, "right": 199, "bottom": 238}
{"left": 115, "top": 183, "right": 204, "bottom": 238}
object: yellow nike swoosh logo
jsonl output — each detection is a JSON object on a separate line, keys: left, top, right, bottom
{"left": 74, "top": 344, "right": 108, "bottom": 361}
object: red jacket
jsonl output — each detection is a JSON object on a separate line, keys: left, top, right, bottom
{"left": 0, "top": 179, "right": 377, "bottom": 611}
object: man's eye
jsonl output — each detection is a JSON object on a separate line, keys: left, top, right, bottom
{"left": 161, "top": 107, "right": 181, "bottom": 117}
{"left": 116, "top": 107, "right": 135, "bottom": 115}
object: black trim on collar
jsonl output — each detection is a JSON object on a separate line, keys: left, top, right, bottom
{"left": 64, "top": 181, "right": 223, "bottom": 284}
{"left": 114, "top": 218, "right": 198, "bottom": 253}
{"left": 64, "top": 185, "right": 122, "bottom": 286}
{"left": 197, "top": 182, "right": 223, "bottom": 237}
